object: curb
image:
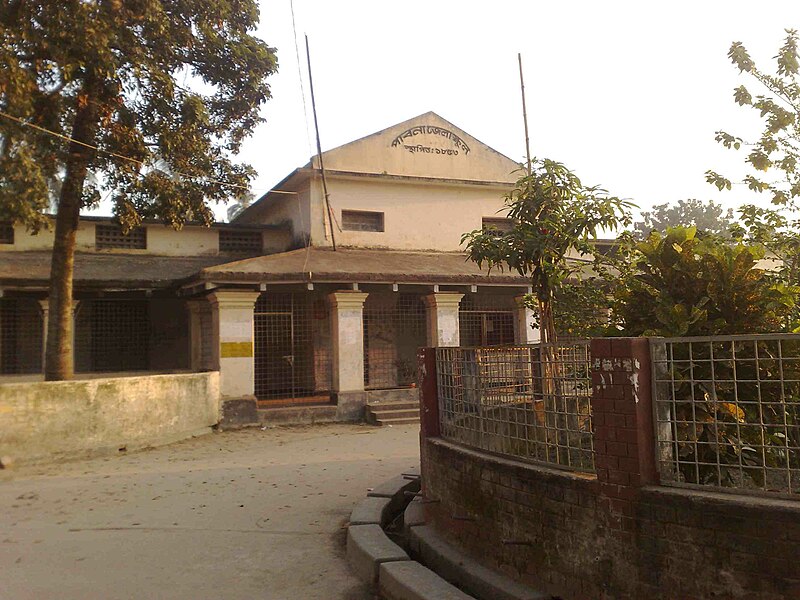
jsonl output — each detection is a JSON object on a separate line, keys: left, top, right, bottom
{"left": 346, "top": 472, "right": 474, "bottom": 600}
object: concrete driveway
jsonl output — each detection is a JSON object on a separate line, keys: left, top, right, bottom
{"left": 1, "top": 423, "right": 420, "bottom": 600}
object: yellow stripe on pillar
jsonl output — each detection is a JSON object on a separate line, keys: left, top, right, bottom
{"left": 220, "top": 341, "right": 254, "bottom": 358}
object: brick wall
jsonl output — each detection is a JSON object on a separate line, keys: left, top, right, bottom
{"left": 418, "top": 342, "right": 800, "bottom": 600}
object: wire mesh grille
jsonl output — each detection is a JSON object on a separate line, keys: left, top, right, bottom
{"left": 219, "top": 230, "right": 263, "bottom": 254}
{"left": 0, "top": 298, "right": 43, "bottom": 375}
{"left": 95, "top": 224, "right": 147, "bottom": 249}
{"left": 459, "top": 294, "right": 515, "bottom": 347}
{"left": 199, "top": 303, "right": 214, "bottom": 370}
{"left": 653, "top": 334, "right": 800, "bottom": 496}
{"left": 0, "top": 222, "right": 14, "bottom": 244}
{"left": 363, "top": 293, "right": 427, "bottom": 389}
{"left": 254, "top": 292, "right": 331, "bottom": 402}
{"left": 75, "top": 299, "right": 150, "bottom": 372}
{"left": 436, "top": 341, "right": 594, "bottom": 472}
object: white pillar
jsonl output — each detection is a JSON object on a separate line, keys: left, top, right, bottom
{"left": 423, "top": 292, "right": 464, "bottom": 347}
{"left": 208, "top": 290, "right": 260, "bottom": 399}
{"left": 514, "top": 295, "right": 540, "bottom": 344}
{"left": 328, "top": 291, "right": 368, "bottom": 393}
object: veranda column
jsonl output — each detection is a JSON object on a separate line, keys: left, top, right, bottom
{"left": 328, "top": 291, "right": 369, "bottom": 420}
{"left": 423, "top": 292, "right": 464, "bottom": 347}
{"left": 186, "top": 299, "right": 205, "bottom": 371}
{"left": 514, "top": 295, "right": 540, "bottom": 344}
{"left": 38, "top": 299, "right": 50, "bottom": 371}
{"left": 208, "top": 291, "right": 260, "bottom": 400}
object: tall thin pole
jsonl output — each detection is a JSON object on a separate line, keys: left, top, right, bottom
{"left": 305, "top": 34, "right": 336, "bottom": 251}
{"left": 518, "top": 52, "right": 532, "bottom": 175}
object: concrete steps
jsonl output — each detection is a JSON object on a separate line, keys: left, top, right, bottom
{"left": 366, "top": 400, "right": 420, "bottom": 426}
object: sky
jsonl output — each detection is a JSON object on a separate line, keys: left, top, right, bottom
{"left": 78, "top": 1, "right": 796, "bottom": 222}
{"left": 206, "top": 0, "right": 796, "bottom": 224}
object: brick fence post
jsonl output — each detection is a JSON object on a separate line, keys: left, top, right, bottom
{"left": 590, "top": 337, "right": 657, "bottom": 536}
{"left": 418, "top": 347, "right": 440, "bottom": 439}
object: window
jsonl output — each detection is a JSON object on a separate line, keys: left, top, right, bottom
{"left": 219, "top": 229, "right": 263, "bottom": 254}
{"left": 342, "top": 210, "right": 384, "bottom": 232}
{"left": 482, "top": 217, "right": 514, "bottom": 234}
{"left": 95, "top": 224, "right": 147, "bottom": 250}
{"left": 0, "top": 222, "right": 13, "bottom": 244}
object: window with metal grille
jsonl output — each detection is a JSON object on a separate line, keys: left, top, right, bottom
{"left": 254, "top": 292, "right": 331, "bottom": 404}
{"left": 219, "top": 229, "right": 263, "bottom": 254}
{"left": 74, "top": 299, "right": 150, "bottom": 372}
{"left": 482, "top": 217, "right": 514, "bottom": 234}
{"left": 0, "top": 298, "right": 43, "bottom": 375}
{"left": 95, "top": 224, "right": 147, "bottom": 249}
{"left": 459, "top": 294, "right": 515, "bottom": 347}
{"left": 0, "top": 222, "right": 14, "bottom": 244}
{"left": 363, "top": 293, "right": 427, "bottom": 389}
{"left": 342, "top": 210, "right": 384, "bottom": 232}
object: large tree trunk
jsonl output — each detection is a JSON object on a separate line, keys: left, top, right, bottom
{"left": 44, "top": 81, "right": 100, "bottom": 380}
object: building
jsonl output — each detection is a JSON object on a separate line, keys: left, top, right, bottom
{"left": 0, "top": 112, "right": 537, "bottom": 422}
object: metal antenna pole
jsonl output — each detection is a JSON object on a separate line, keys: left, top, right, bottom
{"left": 518, "top": 52, "right": 532, "bottom": 175}
{"left": 305, "top": 34, "right": 336, "bottom": 250}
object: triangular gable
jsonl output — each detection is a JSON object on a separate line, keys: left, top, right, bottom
{"left": 317, "top": 112, "right": 521, "bottom": 183}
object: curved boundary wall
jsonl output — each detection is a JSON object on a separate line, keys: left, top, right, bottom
{"left": 0, "top": 372, "right": 219, "bottom": 466}
{"left": 418, "top": 340, "right": 800, "bottom": 600}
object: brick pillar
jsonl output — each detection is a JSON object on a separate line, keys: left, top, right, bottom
{"left": 417, "top": 347, "right": 440, "bottom": 439}
{"left": 328, "top": 291, "right": 369, "bottom": 421}
{"left": 590, "top": 337, "right": 657, "bottom": 536}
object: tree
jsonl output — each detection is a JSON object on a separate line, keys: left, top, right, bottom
{"left": 706, "top": 29, "right": 800, "bottom": 207}
{"left": 613, "top": 226, "right": 797, "bottom": 337}
{"left": 461, "top": 158, "right": 633, "bottom": 344}
{"left": 634, "top": 199, "right": 735, "bottom": 238}
{"left": 0, "top": 1, "right": 277, "bottom": 379}
{"left": 612, "top": 227, "right": 800, "bottom": 489}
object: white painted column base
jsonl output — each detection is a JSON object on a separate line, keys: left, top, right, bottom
{"left": 208, "top": 291, "right": 260, "bottom": 399}
{"left": 328, "top": 291, "right": 369, "bottom": 393}
{"left": 514, "top": 295, "right": 540, "bottom": 344}
{"left": 423, "top": 292, "right": 464, "bottom": 347}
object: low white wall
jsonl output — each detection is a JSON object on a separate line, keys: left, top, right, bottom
{"left": 0, "top": 372, "right": 220, "bottom": 466}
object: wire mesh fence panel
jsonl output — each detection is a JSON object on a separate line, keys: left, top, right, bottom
{"left": 363, "top": 293, "right": 427, "bottom": 389}
{"left": 652, "top": 334, "right": 800, "bottom": 497}
{"left": 459, "top": 294, "right": 515, "bottom": 347}
{"left": 75, "top": 299, "right": 150, "bottom": 372}
{"left": 436, "top": 341, "right": 594, "bottom": 472}
{"left": 254, "top": 292, "right": 331, "bottom": 403}
{"left": 0, "top": 298, "right": 43, "bottom": 375}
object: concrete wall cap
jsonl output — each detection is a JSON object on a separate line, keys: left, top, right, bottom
{"left": 379, "top": 560, "right": 474, "bottom": 600}
{"left": 350, "top": 496, "right": 392, "bottom": 526}
{"left": 346, "top": 523, "right": 409, "bottom": 585}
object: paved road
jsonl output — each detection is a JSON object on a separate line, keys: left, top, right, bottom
{"left": 1, "top": 423, "right": 420, "bottom": 600}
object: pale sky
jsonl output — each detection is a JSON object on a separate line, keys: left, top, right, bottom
{"left": 83, "top": 1, "right": 797, "bottom": 223}
{"left": 220, "top": 0, "right": 797, "bottom": 223}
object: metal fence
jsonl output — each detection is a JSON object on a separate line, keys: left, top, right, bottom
{"left": 652, "top": 334, "right": 800, "bottom": 496}
{"left": 458, "top": 294, "right": 515, "bottom": 347}
{"left": 0, "top": 298, "right": 43, "bottom": 375}
{"left": 363, "top": 293, "right": 427, "bottom": 389}
{"left": 254, "top": 292, "right": 331, "bottom": 404}
{"left": 436, "top": 341, "right": 594, "bottom": 472}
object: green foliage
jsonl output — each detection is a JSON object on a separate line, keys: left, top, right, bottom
{"left": 613, "top": 227, "right": 798, "bottom": 336}
{"left": 462, "top": 158, "right": 633, "bottom": 342}
{"left": 634, "top": 199, "right": 735, "bottom": 239}
{"left": 0, "top": 0, "right": 278, "bottom": 229}
{"left": 706, "top": 29, "right": 800, "bottom": 207}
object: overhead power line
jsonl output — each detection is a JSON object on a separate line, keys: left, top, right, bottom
{"left": 0, "top": 109, "right": 297, "bottom": 196}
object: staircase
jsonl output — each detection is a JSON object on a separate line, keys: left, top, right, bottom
{"left": 365, "top": 400, "right": 420, "bottom": 426}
